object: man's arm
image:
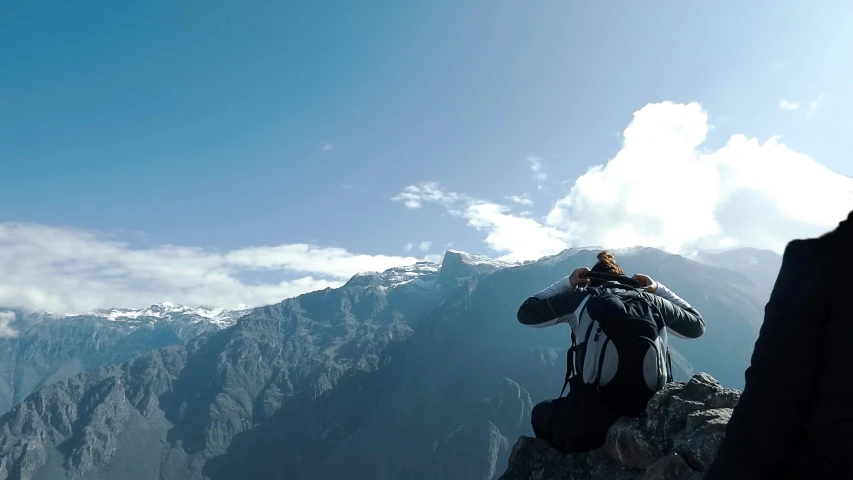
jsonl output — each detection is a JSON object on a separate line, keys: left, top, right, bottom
{"left": 517, "top": 276, "right": 589, "bottom": 328}
{"left": 641, "top": 284, "right": 705, "bottom": 339}
{"left": 703, "top": 239, "right": 827, "bottom": 479}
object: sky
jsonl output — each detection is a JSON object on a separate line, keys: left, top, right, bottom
{"left": 2, "top": 0, "right": 853, "bottom": 314}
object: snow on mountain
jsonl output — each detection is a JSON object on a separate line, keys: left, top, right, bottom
{"left": 344, "top": 262, "right": 441, "bottom": 292}
{"left": 86, "top": 303, "right": 252, "bottom": 327}
{"left": 344, "top": 249, "right": 514, "bottom": 293}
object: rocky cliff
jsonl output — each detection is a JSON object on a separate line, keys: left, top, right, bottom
{"left": 499, "top": 373, "right": 737, "bottom": 480}
{"left": 0, "top": 305, "right": 248, "bottom": 414}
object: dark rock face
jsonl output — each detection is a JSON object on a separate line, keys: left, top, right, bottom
{"left": 498, "top": 373, "right": 738, "bottom": 480}
{"left": 0, "top": 309, "right": 240, "bottom": 414}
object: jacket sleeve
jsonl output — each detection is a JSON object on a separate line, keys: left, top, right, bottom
{"left": 703, "top": 239, "right": 826, "bottom": 479}
{"left": 641, "top": 284, "right": 705, "bottom": 339}
{"left": 517, "top": 276, "right": 590, "bottom": 328}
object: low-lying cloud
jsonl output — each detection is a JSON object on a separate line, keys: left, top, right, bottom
{"left": 0, "top": 311, "right": 18, "bottom": 338}
{"left": 0, "top": 223, "right": 425, "bottom": 314}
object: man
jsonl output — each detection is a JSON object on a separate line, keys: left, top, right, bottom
{"left": 517, "top": 250, "right": 705, "bottom": 453}
{"left": 704, "top": 209, "right": 853, "bottom": 479}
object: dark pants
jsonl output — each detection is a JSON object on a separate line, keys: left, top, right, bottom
{"left": 532, "top": 382, "right": 649, "bottom": 454}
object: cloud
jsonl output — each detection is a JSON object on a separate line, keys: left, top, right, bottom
{"left": 391, "top": 182, "right": 463, "bottom": 209}
{"left": 404, "top": 241, "right": 432, "bottom": 252}
{"left": 321, "top": 143, "right": 335, "bottom": 152}
{"left": 391, "top": 182, "right": 567, "bottom": 262}
{"left": 528, "top": 156, "right": 547, "bottom": 182}
{"left": 509, "top": 194, "right": 534, "bottom": 206}
{"left": 807, "top": 93, "right": 826, "bottom": 118}
{"left": 0, "top": 312, "right": 18, "bottom": 338}
{"left": 779, "top": 100, "right": 800, "bottom": 111}
{"left": 0, "top": 223, "right": 424, "bottom": 314}
{"left": 340, "top": 184, "right": 354, "bottom": 190}
{"left": 394, "top": 101, "right": 853, "bottom": 261}
{"left": 424, "top": 253, "right": 444, "bottom": 264}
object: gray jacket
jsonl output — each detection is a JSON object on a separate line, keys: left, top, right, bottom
{"left": 516, "top": 278, "right": 705, "bottom": 340}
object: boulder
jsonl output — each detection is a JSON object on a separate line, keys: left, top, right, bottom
{"left": 498, "top": 373, "right": 739, "bottom": 480}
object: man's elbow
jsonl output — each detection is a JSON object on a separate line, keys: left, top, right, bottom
{"left": 684, "top": 312, "right": 706, "bottom": 338}
{"left": 516, "top": 297, "right": 538, "bottom": 326}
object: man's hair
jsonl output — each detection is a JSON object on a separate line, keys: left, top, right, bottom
{"left": 588, "top": 250, "right": 624, "bottom": 287}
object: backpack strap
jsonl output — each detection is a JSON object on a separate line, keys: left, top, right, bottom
{"left": 559, "top": 330, "right": 577, "bottom": 397}
{"left": 559, "top": 294, "right": 592, "bottom": 397}
{"left": 583, "top": 271, "right": 643, "bottom": 289}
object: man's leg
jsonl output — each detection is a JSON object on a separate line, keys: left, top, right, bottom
{"left": 531, "top": 398, "right": 564, "bottom": 442}
{"left": 551, "top": 386, "right": 621, "bottom": 454}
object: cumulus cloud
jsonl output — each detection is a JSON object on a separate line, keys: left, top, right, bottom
{"left": 528, "top": 156, "right": 547, "bottom": 182}
{"left": 391, "top": 182, "right": 463, "bottom": 209}
{"left": 509, "top": 194, "right": 534, "bottom": 206}
{"left": 404, "top": 241, "right": 433, "bottom": 252}
{"left": 394, "top": 101, "right": 853, "bottom": 261}
{"left": 391, "top": 182, "right": 567, "bottom": 262}
{"left": 779, "top": 100, "right": 800, "bottom": 111}
{"left": 0, "top": 311, "right": 18, "bottom": 338}
{"left": 0, "top": 223, "right": 424, "bottom": 314}
{"left": 807, "top": 93, "right": 826, "bottom": 118}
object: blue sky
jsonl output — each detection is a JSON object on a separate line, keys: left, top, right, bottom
{"left": 2, "top": 1, "right": 853, "bottom": 312}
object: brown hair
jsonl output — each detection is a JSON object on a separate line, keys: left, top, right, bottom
{"left": 588, "top": 250, "right": 624, "bottom": 287}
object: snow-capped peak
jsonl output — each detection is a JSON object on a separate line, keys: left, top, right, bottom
{"left": 88, "top": 303, "right": 250, "bottom": 326}
{"left": 345, "top": 262, "right": 441, "bottom": 291}
{"left": 443, "top": 249, "right": 514, "bottom": 269}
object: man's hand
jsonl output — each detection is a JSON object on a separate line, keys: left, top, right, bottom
{"left": 569, "top": 267, "right": 590, "bottom": 287}
{"left": 632, "top": 273, "right": 658, "bottom": 293}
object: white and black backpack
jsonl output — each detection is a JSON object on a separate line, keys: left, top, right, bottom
{"left": 560, "top": 272, "right": 672, "bottom": 398}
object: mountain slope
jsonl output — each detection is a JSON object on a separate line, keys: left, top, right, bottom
{"left": 693, "top": 247, "right": 783, "bottom": 294}
{"left": 0, "top": 305, "right": 249, "bottom": 414}
{"left": 0, "top": 248, "right": 769, "bottom": 480}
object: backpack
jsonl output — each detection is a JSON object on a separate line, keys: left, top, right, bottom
{"left": 560, "top": 273, "right": 673, "bottom": 398}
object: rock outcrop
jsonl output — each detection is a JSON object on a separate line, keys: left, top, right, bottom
{"left": 499, "top": 373, "right": 738, "bottom": 480}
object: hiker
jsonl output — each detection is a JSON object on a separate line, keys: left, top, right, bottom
{"left": 704, "top": 210, "right": 853, "bottom": 479}
{"left": 517, "top": 250, "right": 705, "bottom": 454}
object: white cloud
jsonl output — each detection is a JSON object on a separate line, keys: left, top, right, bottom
{"left": 391, "top": 182, "right": 567, "bottom": 262}
{"left": 509, "top": 194, "right": 534, "bottom": 206}
{"left": 807, "top": 93, "right": 826, "bottom": 118}
{"left": 321, "top": 143, "right": 335, "bottom": 151}
{"left": 0, "top": 312, "right": 18, "bottom": 338}
{"left": 340, "top": 184, "right": 354, "bottom": 190}
{"left": 528, "top": 156, "right": 547, "bottom": 182}
{"left": 424, "top": 253, "right": 444, "bottom": 264}
{"left": 779, "top": 100, "right": 800, "bottom": 111}
{"left": 404, "top": 241, "right": 432, "bottom": 252}
{"left": 391, "top": 182, "right": 463, "bottom": 209}
{"left": 394, "top": 101, "right": 853, "bottom": 261}
{"left": 0, "top": 223, "right": 423, "bottom": 314}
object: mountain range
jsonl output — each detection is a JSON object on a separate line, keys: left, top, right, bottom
{"left": 0, "top": 247, "right": 781, "bottom": 480}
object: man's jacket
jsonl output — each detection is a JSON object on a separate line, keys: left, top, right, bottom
{"left": 516, "top": 279, "right": 705, "bottom": 340}
{"left": 704, "top": 210, "right": 853, "bottom": 479}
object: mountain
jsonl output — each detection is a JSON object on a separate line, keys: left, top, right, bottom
{"left": 0, "top": 304, "right": 250, "bottom": 414}
{"left": 0, "top": 247, "right": 769, "bottom": 480}
{"left": 692, "top": 247, "right": 783, "bottom": 294}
